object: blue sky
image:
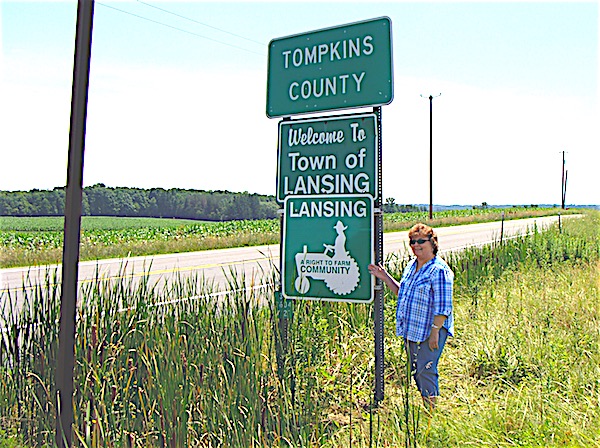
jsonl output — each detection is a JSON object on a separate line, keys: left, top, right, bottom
{"left": 1, "top": 0, "right": 598, "bottom": 206}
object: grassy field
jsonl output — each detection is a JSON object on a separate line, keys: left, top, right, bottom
{"left": 0, "top": 207, "right": 578, "bottom": 268}
{"left": 0, "top": 216, "right": 279, "bottom": 268}
{"left": 0, "top": 210, "right": 598, "bottom": 447}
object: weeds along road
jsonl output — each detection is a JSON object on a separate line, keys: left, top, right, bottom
{"left": 0, "top": 215, "right": 575, "bottom": 310}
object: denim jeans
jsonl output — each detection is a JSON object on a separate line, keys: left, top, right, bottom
{"left": 405, "top": 327, "right": 448, "bottom": 397}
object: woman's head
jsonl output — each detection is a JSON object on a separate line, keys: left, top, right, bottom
{"left": 408, "top": 223, "right": 438, "bottom": 255}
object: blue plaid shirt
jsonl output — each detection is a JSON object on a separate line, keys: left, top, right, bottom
{"left": 396, "top": 255, "right": 454, "bottom": 342}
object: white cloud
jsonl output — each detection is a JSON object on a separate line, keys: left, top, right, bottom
{"left": 2, "top": 55, "right": 597, "bottom": 205}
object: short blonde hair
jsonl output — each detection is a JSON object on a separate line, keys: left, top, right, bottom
{"left": 408, "top": 223, "right": 439, "bottom": 255}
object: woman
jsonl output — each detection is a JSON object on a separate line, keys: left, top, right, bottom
{"left": 368, "top": 223, "right": 454, "bottom": 409}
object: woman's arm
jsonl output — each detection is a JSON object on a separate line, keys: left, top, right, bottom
{"left": 429, "top": 265, "right": 453, "bottom": 350}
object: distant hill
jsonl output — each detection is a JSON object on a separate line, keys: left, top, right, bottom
{"left": 2, "top": 186, "right": 596, "bottom": 221}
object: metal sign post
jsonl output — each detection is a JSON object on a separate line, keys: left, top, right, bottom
{"left": 56, "top": 1, "right": 94, "bottom": 446}
{"left": 373, "top": 106, "right": 384, "bottom": 404}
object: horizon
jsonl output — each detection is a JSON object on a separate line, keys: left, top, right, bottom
{"left": 0, "top": 183, "right": 597, "bottom": 209}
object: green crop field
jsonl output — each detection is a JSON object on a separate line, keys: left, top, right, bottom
{"left": 0, "top": 216, "right": 280, "bottom": 268}
{"left": 0, "top": 207, "right": 576, "bottom": 269}
{"left": 1, "top": 211, "right": 598, "bottom": 447}
{"left": 0, "top": 216, "right": 205, "bottom": 232}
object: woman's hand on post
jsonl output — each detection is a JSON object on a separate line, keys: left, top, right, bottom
{"left": 368, "top": 263, "right": 387, "bottom": 281}
{"left": 368, "top": 263, "right": 400, "bottom": 296}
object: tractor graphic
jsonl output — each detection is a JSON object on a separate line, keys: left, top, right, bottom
{"left": 293, "top": 220, "right": 360, "bottom": 295}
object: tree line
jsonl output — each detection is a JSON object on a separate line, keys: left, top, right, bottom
{"left": 382, "top": 197, "right": 426, "bottom": 213}
{"left": 0, "top": 184, "right": 279, "bottom": 221}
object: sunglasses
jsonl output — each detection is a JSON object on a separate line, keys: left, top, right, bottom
{"left": 409, "top": 237, "right": 430, "bottom": 245}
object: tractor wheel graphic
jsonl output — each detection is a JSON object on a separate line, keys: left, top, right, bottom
{"left": 324, "top": 256, "right": 360, "bottom": 295}
{"left": 294, "top": 276, "right": 310, "bottom": 294}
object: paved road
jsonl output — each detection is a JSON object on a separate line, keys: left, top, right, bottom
{"left": 0, "top": 215, "right": 571, "bottom": 304}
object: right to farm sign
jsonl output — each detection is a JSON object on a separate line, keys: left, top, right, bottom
{"left": 282, "top": 195, "right": 374, "bottom": 302}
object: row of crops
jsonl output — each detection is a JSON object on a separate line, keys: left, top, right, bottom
{"left": 1, "top": 221, "right": 280, "bottom": 249}
{"left": 0, "top": 207, "right": 568, "bottom": 251}
{"left": 0, "top": 218, "right": 280, "bottom": 257}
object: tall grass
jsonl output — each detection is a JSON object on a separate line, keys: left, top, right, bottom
{"left": 0, "top": 263, "right": 376, "bottom": 446}
{"left": 0, "top": 212, "right": 598, "bottom": 446}
{"left": 434, "top": 260, "right": 599, "bottom": 445}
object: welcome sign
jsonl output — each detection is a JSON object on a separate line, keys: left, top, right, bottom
{"left": 276, "top": 113, "right": 378, "bottom": 203}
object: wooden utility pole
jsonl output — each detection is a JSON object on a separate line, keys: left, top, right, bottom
{"left": 561, "top": 151, "right": 568, "bottom": 209}
{"left": 421, "top": 93, "right": 441, "bottom": 220}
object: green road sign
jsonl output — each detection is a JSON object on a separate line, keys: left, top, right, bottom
{"left": 282, "top": 194, "right": 374, "bottom": 303}
{"left": 267, "top": 17, "right": 393, "bottom": 118}
{"left": 277, "top": 113, "right": 378, "bottom": 203}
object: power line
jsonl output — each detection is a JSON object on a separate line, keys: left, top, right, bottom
{"left": 136, "top": 0, "right": 264, "bottom": 46}
{"left": 97, "top": 2, "right": 266, "bottom": 57}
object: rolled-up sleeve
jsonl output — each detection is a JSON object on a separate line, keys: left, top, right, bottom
{"left": 432, "top": 266, "right": 453, "bottom": 317}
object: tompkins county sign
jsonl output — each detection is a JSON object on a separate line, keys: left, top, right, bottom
{"left": 266, "top": 17, "right": 393, "bottom": 118}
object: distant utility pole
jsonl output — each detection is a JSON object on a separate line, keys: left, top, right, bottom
{"left": 561, "top": 150, "right": 568, "bottom": 209}
{"left": 421, "top": 93, "right": 441, "bottom": 220}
